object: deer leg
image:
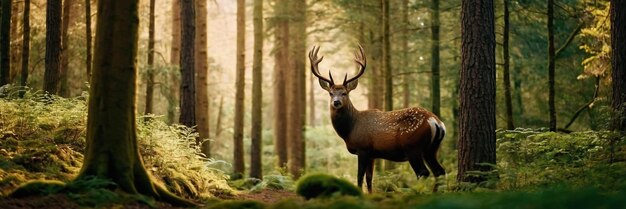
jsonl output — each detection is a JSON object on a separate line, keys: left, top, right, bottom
{"left": 424, "top": 149, "right": 445, "bottom": 192}
{"left": 408, "top": 153, "right": 430, "bottom": 178}
{"left": 357, "top": 154, "right": 367, "bottom": 190}
{"left": 365, "top": 158, "right": 375, "bottom": 193}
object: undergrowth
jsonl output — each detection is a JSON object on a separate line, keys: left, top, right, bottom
{"left": 0, "top": 90, "right": 233, "bottom": 200}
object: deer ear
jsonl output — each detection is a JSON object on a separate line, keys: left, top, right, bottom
{"left": 319, "top": 79, "right": 331, "bottom": 91}
{"left": 346, "top": 79, "right": 358, "bottom": 91}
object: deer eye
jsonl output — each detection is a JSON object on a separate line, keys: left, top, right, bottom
{"left": 342, "top": 93, "right": 347, "bottom": 96}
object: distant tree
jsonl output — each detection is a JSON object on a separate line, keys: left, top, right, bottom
{"left": 431, "top": 0, "right": 440, "bottom": 117}
{"left": 273, "top": 0, "right": 289, "bottom": 168}
{"left": 77, "top": 0, "right": 192, "bottom": 205}
{"left": 502, "top": 0, "right": 514, "bottom": 130}
{"left": 547, "top": 0, "right": 556, "bottom": 131}
{"left": 383, "top": 0, "right": 392, "bottom": 112}
{"left": 0, "top": 0, "right": 11, "bottom": 86}
{"left": 85, "top": 0, "right": 92, "bottom": 77}
{"left": 612, "top": 0, "right": 626, "bottom": 133}
{"left": 9, "top": 0, "right": 18, "bottom": 82}
{"left": 44, "top": 0, "right": 62, "bottom": 94}
{"left": 144, "top": 0, "right": 156, "bottom": 115}
{"left": 168, "top": 0, "right": 181, "bottom": 124}
{"left": 250, "top": 0, "right": 263, "bottom": 179}
{"left": 59, "top": 0, "right": 74, "bottom": 97}
{"left": 233, "top": 0, "right": 245, "bottom": 176}
{"left": 288, "top": 0, "right": 306, "bottom": 178}
{"left": 179, "top": 0, "right": 195, "bottom": 127}
{"left": 402, "top": 0, "right": 410, "bottom": 108}
{"left": 195, "top": 0, "right": 211, "bottom": 157}
{"left": 19, "top": 0, "right": 29, "bottom": 95}
{"left": 457, "top": 0, "right": 496, "bottom": 183}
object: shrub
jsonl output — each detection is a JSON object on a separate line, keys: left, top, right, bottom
{"left": 295, "top": 173, "right": 362, "bottom": 200}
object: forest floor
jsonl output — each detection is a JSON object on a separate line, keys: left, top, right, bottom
{"left": 0, "top": 189, "right": 299, "bottom": 209}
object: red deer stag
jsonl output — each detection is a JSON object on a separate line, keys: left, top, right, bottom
{"left": 309, "top": 45, "right": 446, "bottom": 193}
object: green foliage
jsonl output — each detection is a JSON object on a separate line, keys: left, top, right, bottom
{"left": 295, "top": 173, "right": 362, "bottom": 200}
{"left": 8, "top": 180, "right": 66, "bottom": 198}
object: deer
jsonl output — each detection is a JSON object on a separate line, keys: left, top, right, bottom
{"left": 309, "top": 45, "right": 447, "bottom": 193}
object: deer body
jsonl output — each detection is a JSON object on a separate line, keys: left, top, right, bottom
{"left": 310, "top": 45, "right": 446, "bottom": 193}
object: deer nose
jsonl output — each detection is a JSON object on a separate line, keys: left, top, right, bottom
{"left": 333, "top": 100, "right": 341, "bottom": 107}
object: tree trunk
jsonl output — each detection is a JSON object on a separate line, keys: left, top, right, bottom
{"left": 44, "top": 0, "right": 62, "bottom": 94}
{"left": 179, "top": 0, "right": 195, "bottom": 128}
{"left": 85, "top": 0, "right": 91, "bottom": 77}
{"left": 0, "top": 0, "right": 12, "bottom": 86}
{"left": 273, "top": 0, "right": 289, "bottom": 168}
{"left": 288, "top": 0, "right": 306, "bottom": 179}
{"left": 215, "top": 96, "right": 224, "bottom": 137}
{"left": 547, "top": 0, "right": 556, "bottom": 131}
{"left": 77, "top": 0, "right": 192, "bottom": 206}
{"left": 233, "top": 0, "right": 246, "bottom": 177}
{"left": 59, "top": 0, "right": 74, "bottom": 97}
{"left": 402, "top": 0, "right": 410, "bottom": 108}
{"left": 168, "top": 0, "right": 181, "bottom": 124}
{"left": 503, "top": 0, "right": 514, "bottom": 130}
{"left": 250, "top": 0, "right": 263, "bottom": 179}
{"left": 19, "top": 0, "right": 29, "bottom": 96}
{"left": 458, "top": 0, "right": 496, "bottom": 183}
{"left": 195, "top": 0, "right": 210, "bottom": 157}
{"left": 9, "top": 0, "right": 18, "bottom": 83}
{"left": 309, "top": 73, "right": 316, "bottom": 126}
{"left": 383, "top": 0, "right": 392, "bottom": 112}
{"left": 612, "top": 0, "right": 626, "bottom": 133}
{"left": 144, "top": 0, "right": 156, "bottom": 115}
{"left": 431, "top": 0, "right": 441, "bottom": 117}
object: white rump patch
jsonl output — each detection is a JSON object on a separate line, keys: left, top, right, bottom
{"left": 427, "top": 117, "right": 439, "bottom": 143}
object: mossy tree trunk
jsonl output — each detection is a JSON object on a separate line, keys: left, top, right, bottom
{"left": 77, "top": 0, "right": 192, "bottom": 206}
{"left": 250, "top": 0, "right": 263, "bottom": 179}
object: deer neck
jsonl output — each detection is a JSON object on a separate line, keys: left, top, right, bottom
{"left": 330, "top": 99, "right": 358, "bottom": 140}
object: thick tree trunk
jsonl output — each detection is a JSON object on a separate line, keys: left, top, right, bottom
{"left": 431, "top": 0, "right": 441, "bottom": 117}
{"left": 458, "top": 0, "right": 496, "bottom": 183}
{"left": 85, "top": 0, "right": 91, "bottom": 77}
{"left": 195, "top": 0, "right": 210, "bottom": 157}
{"left": 612, "top": 0, "right": 626, "bottom": 133}
{"left": 288, "top": 0, "right": 306, "bottom": 178}
{"left": 233, "top": 0, "right": 245, "bottom": 176}
{"left": 44, "top": 0, "right": 62, "bottom": 94}
{"left": 168, "top": 0, "right": 181, "bottom": 124}
{"left": 179, "top": 0, "right": 195, "bottom": 128}
{"left": 250, "top": 0, "right": 263, "bottom": 179}
{"left": 0, "top": 0, "right": 12, "bottom": 86}
{"left": 547, "top": 0, "right": 556, "bottom": 131}
{"left": 503, "top": 0, "right": 514, "bottom": 130}
{"left": 273, "top": 0, "right": 289, "bottom": 168}
{"left": 77, "top": 0, "right": 192, "bottom": 205}
{"left": 19, "top": 0, "right": 29, "bottom": 95}
{"left": 144, "top": 0, "right": 156, "bottom": 115}
{"left": 59, "top": 0, "right": 74, "bottom": 97}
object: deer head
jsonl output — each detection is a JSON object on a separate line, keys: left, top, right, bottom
{"left": 309, "top": 45, "right": 367, "bottom": 110}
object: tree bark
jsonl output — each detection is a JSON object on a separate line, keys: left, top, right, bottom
{"left": 250, "top": 0, "right": 263, "bottom": 179}
{"left": 612, "top": 0, "right": 626, "bottom": 133}
{"left": 288, "top": 0, "right": 306, "bottom": 179}
{"left": 168, "top": 0, "right": 181, "bottom": 124}
{"left": 77, "top": 0, "right": 192, "bottom": 205}
{"left": 9, "top": 0, "right": 18, "bottom": 83}
{"left": 85, "top": 0, "right": 91, "bottom": 77}
{"left": 19, "top": 0, "right": 29, "bottom": 96}
{"left": 273, "top": 0, "right": 289, "bottom": 168}
{"left": 431, "top": 0, "right": 441, "bottom": 117}
{"left": 44, "top": 0, "right": 62, "bottom": 94}
{"left": 59, "top": 0, "right": 74, "bottom": 97}
{"left": 144, "top": 0, "right": 156, "bottom": 115}
{"left": 215, "top": 96, "right": 224, "bottom": 137}
{"left": 547, "top": 0, "right": 556, "bottom": 131}
{"left": 383, "top": 0, "right": 392, "bottom": 112}
{"left": 195, "top": 0, "right": 210, "bottom": 157}
{"left": 457, "top": 0, "right": 496, "bottom": 183}
{"left": 1, "top": 0, "right": 12, "bottom": 86}
{"left": 179, "top": 0, "right": 195, "bottom": 128}
{"left": 233, "top": 0, "right": 245, "bottom": 176}
{"left": 503, "top": 0, "right": 514, "bottom": 130}
{"left": 402, "top": 0, "right": 410, "bottom": 108}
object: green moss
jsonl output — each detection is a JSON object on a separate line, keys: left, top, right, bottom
{"left": 9, "top": 180, "right": 66, "bottom": 197}
{"left": 206, "top": 200, "right": 266, "bottom": 209}
{"left": 295, "top": 173, "right": 362, "bottom": 200}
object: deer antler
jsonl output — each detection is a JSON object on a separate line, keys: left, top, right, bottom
{"left": 343, "top": 44, "right": 367, "bottom": 85}
{"left": 309, "top": 46, "right": 334, "bottom": 85}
